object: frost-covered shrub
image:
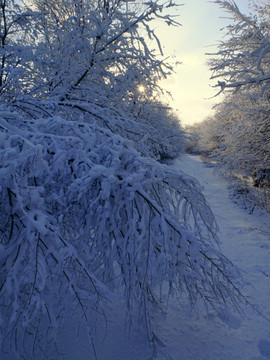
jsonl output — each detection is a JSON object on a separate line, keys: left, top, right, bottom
{"left": 0, "top": 111, "right": 244, "bottom": 358}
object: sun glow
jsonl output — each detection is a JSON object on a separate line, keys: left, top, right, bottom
{"left": 137, "top": 85, "right": 145, "bottom": 93}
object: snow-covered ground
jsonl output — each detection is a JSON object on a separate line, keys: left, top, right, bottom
{"left": 64, "top": 154, "right": 270, "bottom": 360}
{"left": 167, "top": 154, "right": 270, "bottom": 360}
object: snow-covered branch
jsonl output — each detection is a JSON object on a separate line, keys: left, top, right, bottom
{"left": 0, "top": 110, "right": 244, "bottom": 358}
{"left": 209, "top": 0, "right": 270, "bottom": 92}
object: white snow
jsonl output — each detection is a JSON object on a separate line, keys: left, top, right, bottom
{"left": 164, "top": 154, "right": 270, "bottom": 360}
{"left": 80, "top": 153, "right": 270, "bottom": 360}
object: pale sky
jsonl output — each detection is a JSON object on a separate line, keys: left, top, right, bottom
{"left": 155, "top": 0, "right": 252, "bottom": 126}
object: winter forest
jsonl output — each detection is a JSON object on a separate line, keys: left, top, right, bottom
{"left": 0, "top": 0, "right": 270, "bottom": 359}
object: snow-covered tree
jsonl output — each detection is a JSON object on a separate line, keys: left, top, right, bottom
{"left": 185, "top": 117, "right": 222, "bottom": 158}
{"left": 210, "top": 90, "right": 270, "bottom": 176}
{"left": 189, "top": 92, "right": 270, "bottom": 212}
{"left": 0, "top": 110, "right": 246, "bottom": 359}
{"left": 2, "top": 0, "right": 182, "bottom": 160}
{"left": 0, "top": 0, "right": 35, "bottom": 99}
{"left": 0, "top": 1, "right": 249, "bottom": 358}
{"left": 18, "top": 0, "right": 175, "bottom": 101}
{"left": 209, "top": 0, "right": 270, "bottom": 92}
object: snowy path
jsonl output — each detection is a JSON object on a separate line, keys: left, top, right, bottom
{"left": 164, "top": 154, "right": 270, "bottom": 360}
